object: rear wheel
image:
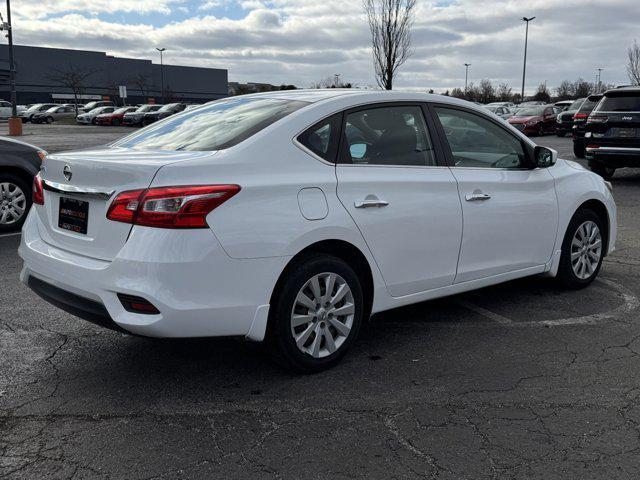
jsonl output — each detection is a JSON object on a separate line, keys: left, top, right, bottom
{"left": 557, "top": 209, "right": 605, "bottom": 289}
{"left": 573, "top": 141, "right": 585, "bottom": 158}
{"left": 266, "top": 254, "right": 364, "bottom": 372}
{"left": 46, "top": 116, "right": 54, "bottom": 124}
{"left": 0, "top": 174, "right": 31, "bottom": 233}
{"left": 589, "top": 163, "right": 616, "bottom": 179}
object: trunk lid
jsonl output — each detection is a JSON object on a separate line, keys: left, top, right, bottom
{"left": 38, "top": 147, "right": 216, "bottom": 261}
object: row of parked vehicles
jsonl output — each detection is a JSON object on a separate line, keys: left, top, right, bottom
{"left": 17, "top": 101, "right": 195, "bottom": 127}
{"left": 484, "top": 87, "right": 640, "bottom": 179}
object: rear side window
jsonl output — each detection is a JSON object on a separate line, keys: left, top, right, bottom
{"left": 596, "top": 94, "right": 640, "bottom": 112}
{"left": 297, "top": 113, "right": 342, "bottom": 162}
{"left": 578, "top": 96, "right": 602, "bottom": 114}
{"left": 114, "top": 97, "right": 309, "bottom": 151}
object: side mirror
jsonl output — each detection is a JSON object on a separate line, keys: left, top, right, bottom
{"left": 350, "top": 143, "right": 367, "bottom": 159}
{"left": 534, "top": 146, "right": 557, "bottom": 168}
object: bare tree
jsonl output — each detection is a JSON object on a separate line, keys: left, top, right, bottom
{"left": 497, "top": 83, "right": 513, "bottom": 102}
{"left": 573, "top": 78, "right": 593, "bottom": 98}
{"left": 132, "top": 73, "right": 151, "bottom": 98}
{"left": 478, "top": 79, "right": 496, "bottom": 103}
{"left": 363, "top": 0, "right": 416, "bottom": 90}
{"left": 47, "top": 65, "right": 94, "bottom": 114}
{"left": 555, "top": 80, "right": 574, "bottom": 100}
{"left": 533, "top": 83, "right": 551, "bottom": 102}
{"left": 627, "top": 40, "right": 640, "bottom": 86}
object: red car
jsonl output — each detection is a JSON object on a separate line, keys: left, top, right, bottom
{"left": 507, "top": 105, "right": 560, "bottom": 136}
{"left": 95, "top": 106, "right": 137, "bottom": 126}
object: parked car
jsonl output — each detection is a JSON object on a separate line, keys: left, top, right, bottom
{"left": 123, "top": 104, "right": 163, "bottom": 126}
{"left": 76, "top": 106, "right": 116, "bottom": 125}
{"left": 507, "top": 105, "right": 560, "bottom": 135}
{"left": 572, "top": 94, "right": 603, "bottom": 158}
{"left": 0, "top": 137, "right": 46, "bottom": 232}
{"left": 0, "top": 100, "right": 26, "bottom": 119}
{"left": 556, "top": 98, "right": 585, "bottom": 137}
{"left": 142, "top": 103, "right": 186, "bottom": 126}
{"left": 79, "top": 100, "right": 114, "bottom": 114}
{"left": 584, "top": 86, "right": 640, "bottom": 179}
{"left": 95, "top": 106, "right": 138, "bottom": 126}
{"left": 483, "top": 105, "right": 513, "bottom": 120}
{"left": 486, "top": 102, "right": 516, "bottom": 108}
{"left": 31, "top": 105, "right": 77, "bottom": 124}
{"left": 20, "top": 91, "right": 616, "bottom": 372}
{"left": 555, "top": 100, "right": 575, "bottom": 110}
{"left": 19, "top": 103, "right": 57, "bottom": 123}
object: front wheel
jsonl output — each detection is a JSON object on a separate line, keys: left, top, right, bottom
{"left": 0, "top": 174, "right": 31, "bottom": 233}
{"left": 46, "top": 116, "right": 54, "bottom": 124}
{"left": 557, "top": 209, "right": 605, "bottom": 289}
{"left": 266, "top": 254, "right": 364, "bottom": 372}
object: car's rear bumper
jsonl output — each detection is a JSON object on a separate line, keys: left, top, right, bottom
{"left": 19, "top": 210, "right": 286, "bottom": 340}
{"left": 586, "top": 146, "right": 640, "bottom": 167}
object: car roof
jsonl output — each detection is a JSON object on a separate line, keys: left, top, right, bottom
{"left": 603, "top": 86, "right": 640, "bottom": 96}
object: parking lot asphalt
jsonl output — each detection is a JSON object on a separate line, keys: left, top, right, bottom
{"left": 2, "top": 132, "right": 640, "bottom": 479}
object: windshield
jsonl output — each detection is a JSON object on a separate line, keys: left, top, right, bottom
{"left": 114, "top": 97, "right": 309, "bottom": 152}
{"left": 114, "top": 107, "right": 131, "bottom": 114}
{"left": 484, "top": 106, "right": 498, "bottom": 113}
{"left": 26, "top": 104, "right": 43, "bottom": 112}
{"left": 567, "top": 99, "right": 584, "bottom": 111}
{"left": 596, "top": 94, "right": 640, "bottom": 112}
{"left": 515, "top": 106, "right": 545, "bottom": 116}
{"left": 45, "top": 107, "right": 59, "bottom": 113}
{"left": 159, "top": 104, "right": 178, "bottom": 112}
{"left": 136, "top": 105, "right": 159, "bottom": 113}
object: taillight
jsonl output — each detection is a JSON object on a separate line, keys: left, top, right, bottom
{"left": 107, "top": 185, "right": 240, "bottom": 229}
{"left": 587, "top": 115, "right": 609, "bottom": 124}
{"left": 33, "top": 173, "right": 44, "bottom": 205}
{"left": 573, "top": 113, "right": 588, "bottom": 121}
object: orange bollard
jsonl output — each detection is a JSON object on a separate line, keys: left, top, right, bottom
{"left": 8, "top": 116, "right": 22, "bottom": 136}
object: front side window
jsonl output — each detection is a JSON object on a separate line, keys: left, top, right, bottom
{"left": 297, "top": 113, "right": 342, "bottom": 162}
{"left": 341, "top": 105, "right": 436, "bottom": 166}
{"left": 435, "top": 107, "right": 526, "bottom": 169}
{"left": 114, "top": 97, "right": 309, "bottom": 151}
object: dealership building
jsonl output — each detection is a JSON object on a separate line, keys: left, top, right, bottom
{"left": 0, "top": 45, "right": 228, "bottom": 105}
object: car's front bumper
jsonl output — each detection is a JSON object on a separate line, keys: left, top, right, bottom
{"left": 19, "top": 210, "right": 286, "bottom": 339}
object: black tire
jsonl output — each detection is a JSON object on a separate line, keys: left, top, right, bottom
{"left": 557, "top": 208, "right": 605, "bottom": 289}
{"left": 0, "top": 173, "right": 32, "bottom": 233}
{"left": 557, "top": 132, "right": 566, "bottom": 137}
{"left": 573, "top": 142, "right": 585, "bottom": 159}
{"left": 266, "top": 254, "right": 364, "bottom": 373}
{"left": 589, "top": 163, "right": 615, "bottom": 180}
{"left": 46, "top": 116, "right": 54, "bottom": 124}
{"left": 91, "top": 118, "right": 98, "bottom": 125}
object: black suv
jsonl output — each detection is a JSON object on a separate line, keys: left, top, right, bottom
{"left": 572, "top": 94, "right": 603, "bottom": 158}
{"left": 142, "top": 103, "right": 186, "bottom": 126}
{"left": 556, "top": 98, "right": 584, "bottom": 137}
{"left": 585, "top": 87, "right": 640, "bottom": 178}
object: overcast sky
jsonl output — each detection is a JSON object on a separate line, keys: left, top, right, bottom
{"left": 9, "top": 0, "right": 638, "bottom": 94}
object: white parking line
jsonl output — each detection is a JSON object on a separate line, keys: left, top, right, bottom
{"left": 455, "top": 299, "right": 513, "bottom": 325}
{"left": 0, "top": 232, "right": 21, "bottom": 238}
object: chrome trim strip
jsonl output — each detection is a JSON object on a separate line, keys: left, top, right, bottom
{"left": 586, "top": 146, "right": 640, "bottom": 153}
{"left": 42, "top": 179, "right": 115, "bottom": 200}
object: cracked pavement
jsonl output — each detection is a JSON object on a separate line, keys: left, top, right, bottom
{"left": 2, "top": 135, "right": 640, "bottom": 479}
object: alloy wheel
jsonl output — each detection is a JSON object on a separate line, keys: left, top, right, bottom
{"left": 570, "top": 220, "right": 602, "bottom": 280}
{"left": 290, "top": 272, "right": 355, "bottom": 359}
{"left": 0, "top": 182, "right": 27, "bottom": 225}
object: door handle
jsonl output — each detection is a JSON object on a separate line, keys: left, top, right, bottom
{"left": 465, "top": 193, "right": 492, "bottom": 202}
{"left": 354, "top": 199, "right": 389, "bottom": 208}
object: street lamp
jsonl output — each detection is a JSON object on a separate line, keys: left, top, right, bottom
{"left": 596, "top": 68, "right": 604, "bottom": 93}
{"left": 334, "top": 73, "right": 341, "bottom": 88}
{"left": 464, "top": 63, "right": 471, "bottom": 96}
{"left": 1, "top": 0, "right": 20, "bottom": 136}
{"left": 156, "top": 47, "right": 166, "bottom": 103}
{"left": 520, "top": 16, "right": 535, "bottom": 103}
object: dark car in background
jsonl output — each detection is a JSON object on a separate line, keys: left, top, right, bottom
{"left": 507, "top": 105, "right": 560, "bottom": 136}
{"left": 0, "top": 137, "right": 46, "bottom": 232}
{"left": 142, "top": 103, "right": 186, "bottom": 126}
{"left": 585, "top": 87, "right": 640, "bottom": 179}
{"left": 556, "top": 98, "right": 585, "bottom": 137}
{"left": 572, "top": 94, "right": 603, "bottom": 158}
{"left": 123, "top": 104, "right": 163, "bottom": 126}
{"left": 95, "top": 106, "right": 137, "bottom": 126}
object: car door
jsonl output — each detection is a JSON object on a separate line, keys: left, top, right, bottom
{"left": 431, "top": 105, "right": 558, "bottom": 283}
{"left": 543, "top": 107, "right": 557, "bottom": 132}
{"left": 335, "top": 103, "right": 463, "bottom": 297}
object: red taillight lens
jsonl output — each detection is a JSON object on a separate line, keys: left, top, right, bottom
{"left": 107, "top": 185, "right": 240, "bottom": 229}
{"left": 573, "top": 113, "right": 588, "bottom": 120}
{"left": 33, "top": 173, "right": 44, "bottom": 205}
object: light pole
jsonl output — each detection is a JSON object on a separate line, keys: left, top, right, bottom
{"left": 156, "top": 47, "right": 166, "bottom": 103}
{"left": 596, "top": 68, "right": 604, "bottom": 93}
{"left": 464, "top": 63, "right": 471, "bottom": 96}
{"left": 520, "top": 16, "right": 535, "bottom": 103}
{"left": 334, "top": 73, "right": 341, "bottom": 88}
{"left": 1, "top": 0, "right": 20, "bottom": 135}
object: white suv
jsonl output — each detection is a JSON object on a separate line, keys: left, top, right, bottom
{"left": 20, "top": 91, "right": 616, "bottom": 371}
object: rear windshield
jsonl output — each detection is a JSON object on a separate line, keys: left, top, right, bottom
{"left": 114, "top": 97, "right": 309, "bottom": 151}
{"left": 596, "top": 94, "right": 640, "bottom": 112}
{"left": 515, "top": 106, "right": 545, "bottom": 116}
{"left": 578, "top": 96, "right": 602, "bottom": 113}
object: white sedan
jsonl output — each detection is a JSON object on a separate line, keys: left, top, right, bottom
{"left": 20, "top": 91, "right": 616, "bottom": 372}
